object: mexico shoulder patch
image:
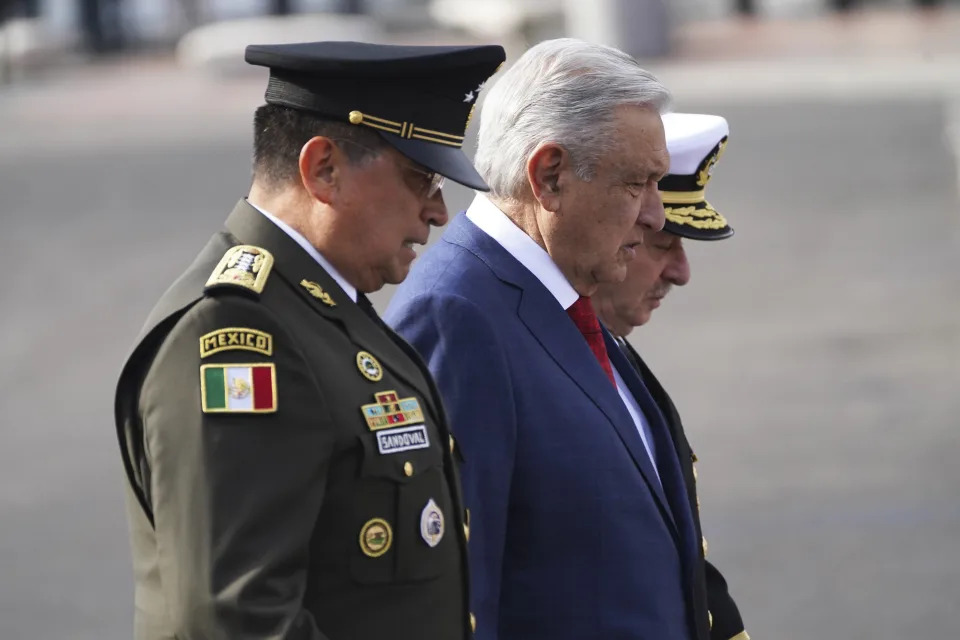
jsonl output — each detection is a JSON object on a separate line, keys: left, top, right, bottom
{"left": 199, "top": 328, "right": 273, "bottom": 358}
{"left": 201, "top": 363, "right": 277, "bottom": 413}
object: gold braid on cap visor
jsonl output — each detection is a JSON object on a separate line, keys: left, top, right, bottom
{"left": 348, "top": 110, "right": 465, "bottom": 147}
{"left": 664, "top": 203, "right": 729, "bottom": 230}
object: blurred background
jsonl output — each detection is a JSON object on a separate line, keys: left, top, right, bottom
{"left": 1, "top": 1, "right": 958, "bottom": 639}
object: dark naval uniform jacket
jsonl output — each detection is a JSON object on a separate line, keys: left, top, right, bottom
{"left": 616, "top": 337, "right": 749, "bottom": 640}
{"left": 114, "top": 200, "right": 473, "bottom": 640}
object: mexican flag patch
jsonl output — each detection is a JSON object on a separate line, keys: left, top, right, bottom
{"left": 201, "top": 363, "right": 277, "bottom": 413}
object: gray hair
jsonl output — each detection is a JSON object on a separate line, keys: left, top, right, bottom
{"left": 475, "top": 38, "right": 672, "bottom": 201}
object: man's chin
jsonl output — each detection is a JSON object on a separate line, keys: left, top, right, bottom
{"left": 635, "top": 305, "right": 657, "bottom": 326}
{"left": 383, "top": 264, "right": 412, "bottom": 287}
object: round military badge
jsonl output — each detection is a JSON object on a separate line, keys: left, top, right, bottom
{"left": 359, "top": 518, "right": 392, "bottom": 558}
{"left": 420, "top": 498, "right": 445, "bottom": 548}
{"left": 356, "top": 351, "right": 383, "bottom": 382}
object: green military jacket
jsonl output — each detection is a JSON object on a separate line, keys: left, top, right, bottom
{"left": 114, "top": 200, "right": 473, "bottom": 640}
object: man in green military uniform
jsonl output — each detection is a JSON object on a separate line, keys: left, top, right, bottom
{"left": 114, "top": 41, "right": 504, "bottom": 640}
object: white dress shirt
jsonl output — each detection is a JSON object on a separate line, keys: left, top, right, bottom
{"left": 248, "top": 199, "right": 358, "bottom": 303}
{"left": 466, "top": 194, "right": 659, "bottom": 480}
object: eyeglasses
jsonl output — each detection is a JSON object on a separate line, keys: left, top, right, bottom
{"left": 332, "top": 139, "right": 445, "bottom": 199}
{"left": 400, "top": 160, "right": 446, "bottom": 200}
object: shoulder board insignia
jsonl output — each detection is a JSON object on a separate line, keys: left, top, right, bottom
{"left": 205, "top": 245, "right": 274, "bottom": 296}
{"left": 300, "top": 279, "right": 336, "bottom": 307}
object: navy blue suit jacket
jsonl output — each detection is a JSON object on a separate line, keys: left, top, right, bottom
{"left": 385, "top": 213, "right": 704, "bottom": 640}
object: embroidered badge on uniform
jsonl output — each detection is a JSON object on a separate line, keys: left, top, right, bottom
{"left": 356, "top": 351, "right": 383, "bottom": 381}
{"left": 376, "top": 424, "right": 430, "bottom": 455}
{"left": 200, "top": 363, "right": 277, "bottom": 413}
{"left": 420, "top": 498, "right": 444, "bottom": 548}
{"left": 205, "top": 245, "right": 273, "bottom": 295}
{"left": 359, "top": 518, "right": 392, "bottom": 558}
{"left": 360, "top": 391, "right": 424, "bottom": 431}
{"left": 199, "top": 328, "right": 273, "bottom": 358}
{"left": 300, "top": 279, "right": 336, "bottom": 307}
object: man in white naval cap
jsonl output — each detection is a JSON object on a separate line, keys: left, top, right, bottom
{"left": 593, "top": 112, "right": 750, "bottom": 640}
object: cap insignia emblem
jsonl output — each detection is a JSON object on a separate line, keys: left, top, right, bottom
{"left": 696, "top": 138, "right": 729, "bottom": 188}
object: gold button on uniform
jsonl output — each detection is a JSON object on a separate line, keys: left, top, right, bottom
{"left": 693, "top": 465, "right": 698, "bottom": 482}
{"left": 702, "top": 536, "right": 709, "bottom": 557}
{"left": 449, "top": 434, "right": 455, "bottom": 454}
{"left": 463, "top": 523, "right": 470, "bottom": 542}
{"left": 470, "top": 613, "right": 477, "bottom": 633}
{"left": 708, "top": 610, "right": 713, "bottom": 629}
{"left": 403, "top": 461, "right": 414, "bottom": 477}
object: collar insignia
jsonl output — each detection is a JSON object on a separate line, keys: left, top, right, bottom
{"left": 300, "top": 279, "right": 336, "bottom": 307}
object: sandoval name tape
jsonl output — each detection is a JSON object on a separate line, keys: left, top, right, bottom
{"left": 376, "top": 424, "right": 430, "bottom": 455}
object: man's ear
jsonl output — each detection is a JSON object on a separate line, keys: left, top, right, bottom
{"left": 299, "top": 136, "right": 340, "bottom": 204}
{"left": 526, "top": 142, "right": 568, "bottom": 213}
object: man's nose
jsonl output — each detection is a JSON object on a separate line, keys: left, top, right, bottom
{"left": 664, "top": 242, "right": 691, "bottom": 286}
{"left": 423, "top": 190, "right": 449, "bottom": 227}
{"left": 638, "top": 185, "right": 665, "bottom": 232}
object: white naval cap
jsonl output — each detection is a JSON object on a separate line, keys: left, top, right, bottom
{"left": 659, "top": 112, "right": 734, "bottom": 241}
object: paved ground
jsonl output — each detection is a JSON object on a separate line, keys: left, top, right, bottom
{"left": 1, "top": 8, "right": 958, "bottom": 640}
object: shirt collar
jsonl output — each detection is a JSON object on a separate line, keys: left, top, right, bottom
{"left": 246, "top": 199, "right": 358, "bottom": 303}
{"left": 465, "top": 193, "right": 579, "bottom": 310}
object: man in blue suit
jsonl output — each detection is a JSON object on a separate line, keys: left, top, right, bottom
{"left": 593, "top": 113, "right": 750, "bottom": 640}
{"left": 386, "top": 39, "right": 709, "bottom": 639}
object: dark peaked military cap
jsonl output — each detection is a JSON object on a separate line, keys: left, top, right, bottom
{"left": 245, "top": 41, "right": 506, "bottom": 191}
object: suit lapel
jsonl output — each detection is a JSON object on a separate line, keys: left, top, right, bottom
{"left": 623, "top": 341, "right": 714, "bottom": 640}
{"left": 614, "top": 338, "right": 702, "bottom": 572}
{"left": 624, "top": 341, "right": 683, "bottom": 443}
{"left": 447, "top": 215, "right": 677, "bottom": 533}
{"left": 622, "top": 340, "right": 695, "bottom": 488}
{"left": 223, "top": 200, "right": 439, "bottom": 420}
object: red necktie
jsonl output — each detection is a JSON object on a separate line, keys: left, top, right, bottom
{"left": 566, "top": 296, "right": 616, "bottom": 386}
